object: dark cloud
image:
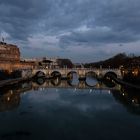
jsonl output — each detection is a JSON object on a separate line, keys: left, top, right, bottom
{"left": 0, "top": 0, "right": 140, "bottom": 61}
{"left": 60, "top": 27, "right": 139, "bottom": 46}
{"left": 59, "top": 0, "right": 140, "bottom": 45}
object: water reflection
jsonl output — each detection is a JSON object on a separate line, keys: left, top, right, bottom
{"left": 36, "top": 78, "right": 46, "bottom": 85}
{"left": 1, "top": 78, "right": 140, "bottom": 140}
{"left": 0, "top": 82, "right": 32, "bottom": 112}
{"left": 0, "top": 88, "right": 20, "bottom": 112}
{"left": 51, "top": 77, "right": 61, "bottom": 86}
{"left": 86, "top": 72, "right": 98, "bottom": 87}
{"left": 34, "top": 76, "right": 100, "bottom": 88}
{"left": 68, "top": 72, "right": 79, "bottom": 86}
{"left": 85, "top": 76, "right": 98, "bottom": 87}
{"left": 0, "top": 78, "right": 140, "bottom": 116}
{"left": 112, "top": 87, "right": 140, "bottom": 115}
{"left": 102, "top": 77, "right": 116, "bottom": 88}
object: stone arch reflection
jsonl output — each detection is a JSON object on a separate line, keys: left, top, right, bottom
{"left": 51, "top": 77, "right": 61, "bottom": 86}
{"left": 36, "top": 78, "right": 46, "bottom": 85}
{"left": 67, "top": 71, "right": 79, "bottom": 86}
{"left": 102, "top": 75, "right": 116, "bottom": 88}
{"left": 85, "top": 71, "right": 98, "bottom": 87}
{"left": 67, "top": 80, "right": 77, "bottom": 88}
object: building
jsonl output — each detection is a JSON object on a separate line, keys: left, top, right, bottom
{"left": 42, "top": 57, "right": 59, "bottom": 69}
{"left": 0, "top": 41, "right": 73, "bottom": 72}
{"left": 0, "top": 42, "right": 20, "bottom": 62}
{"left": 21, "top": 57, "right": 59, "bottom": 69}
{"left": 21, "top": 57, "right": 74, "bottom": 69}
{"left": 0, "top": 42, "right": 34, "bottom": 74}
{"left": 57, "top": 58, "right": 73, "bottom": 68}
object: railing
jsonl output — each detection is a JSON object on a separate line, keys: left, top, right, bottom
{"left": 33, "top": 68, "right": 120, "bottom": 71}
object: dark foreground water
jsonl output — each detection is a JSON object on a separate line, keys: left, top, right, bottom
{"left": 0, "top": 78, "right": 140, "bottom": 140}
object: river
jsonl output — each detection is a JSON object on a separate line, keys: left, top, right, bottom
{"left": 0, "top": 75, "right": 140, "bottom": 140}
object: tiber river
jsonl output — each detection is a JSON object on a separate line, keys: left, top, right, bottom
{"left": 0, "top": 74, "right": 140, "bottom": 140}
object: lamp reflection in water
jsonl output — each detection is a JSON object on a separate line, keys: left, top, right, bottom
{"left": 112, "top": 87, "right": 140, "bottom": 115}
{"left": 0, "top": 89, "right": 20, "bottom": 112}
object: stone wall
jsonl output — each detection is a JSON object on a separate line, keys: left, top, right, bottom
{"left": 0, "top": 61, "right": 33, "bottom": 72}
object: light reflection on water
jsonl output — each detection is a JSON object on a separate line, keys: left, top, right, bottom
{"left": 0, "top": 77, "right": 140, "bottom": 140}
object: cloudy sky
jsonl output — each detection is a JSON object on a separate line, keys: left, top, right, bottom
{"left": 0, "top": 0, "right": 140, "bottom": 62}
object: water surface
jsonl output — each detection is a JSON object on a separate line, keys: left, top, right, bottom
{"left": 0, "top": 78, "right": 140, "bottom": 140}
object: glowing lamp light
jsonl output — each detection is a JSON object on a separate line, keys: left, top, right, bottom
{"left": 7, "top": 97, "right": 10, "bottom": 101}
{"left": 132, "top": 68, "right": 139, "bottom": 76}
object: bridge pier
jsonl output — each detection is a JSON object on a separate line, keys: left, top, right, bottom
{"left": 78, "top": 80, "right": 86, "bottom": 88}
{"left": 61, "top": 74, "right": 68, "bottom": 80}
{"left": 78, "top": 69, "right": 86, "bottom": 81}
{"left": 78, "top": 76, "right": 86, "bottom": 81}
{"left": 21, "top": 69, "right": 32, "bottom": 78}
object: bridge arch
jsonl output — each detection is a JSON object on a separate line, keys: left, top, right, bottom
{"left": 51, "top": 71, "right": 61, "bottom": 78}
{"left": 85, "top": 71, "right": 98, "bottom": 79}
{"left": 103, "top": 71, "right": 117, "bottom": 88}
{"left": 35, "top": 71, "right": 46, "bottom": 77}
{"left": 67, "top": 71, "right": 78, "bottom": 79}
{"left": 33, "top": 68, "right": 122, "bottom": 80}
{"left": 104, "top": 71, "right": 117, "bottom": 79}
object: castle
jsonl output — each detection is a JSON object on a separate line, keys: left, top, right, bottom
{"left": 0, "top": 42, "right": 33, "bottom": 72}
{"left": 0, "top": 42, "right": 20, "bottom": 62}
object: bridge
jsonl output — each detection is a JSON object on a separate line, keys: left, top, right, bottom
{"left": 32, "top": 68, "right": 123, "bottom": 80}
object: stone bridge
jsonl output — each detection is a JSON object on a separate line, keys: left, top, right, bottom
{"left": 32, "top": 68, "right": 123, "bottom": 79}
